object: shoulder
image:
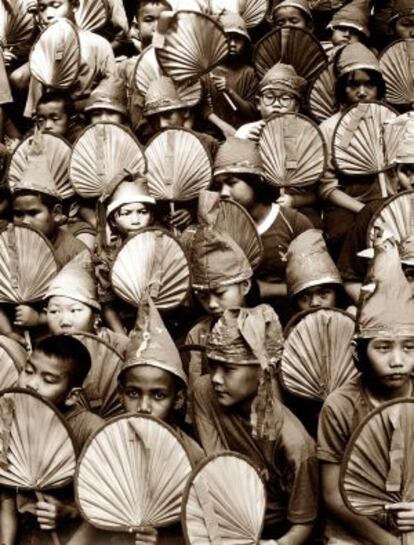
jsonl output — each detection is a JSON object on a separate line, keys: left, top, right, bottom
{"left": 279, "top": 406, "right": 316, "bottom": 461}
{"left": 65, "top": 407, "right": 104, "bottom": 451}
{"left": 174, "top": 427, "right": 205, "bottom": 467}
{"left": 54, "top": 228, "right": 88, "bottom": 268}
{"left": 278, "top": 207, "right": 313, "bottom": 234}
{"left": 186, "top": 316, "right": 214, "bottom": 345}
{"left": 321, "top": 378, "right": 364, "bottom": 416}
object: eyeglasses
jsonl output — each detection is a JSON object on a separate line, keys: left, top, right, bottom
{"left": 260, "top": 91, "right": 296, "bottom": 107}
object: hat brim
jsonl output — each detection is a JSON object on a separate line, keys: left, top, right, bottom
{"left": 85, "top": 101, "right": 127, "bottom": 116}
{"left": 106, "top": 195, "right": 156, "bottom": 217}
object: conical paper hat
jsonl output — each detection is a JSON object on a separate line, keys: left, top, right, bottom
{"left": 85, "top": 77, "right": 128, "bottom": 116}
{"left": 286, "top": 229, "right": 342, "bottom": 296}
{"left": 214, "top": 137, "right": 264, "bottom": 177}
{"left": 336, "top": 43, "right": 380, "bottom": 78}
{"left": 327, "top": 0, "right": 370, "bottom": 36}
{"left": 260, "top": 63, "right": 306, "bottom": 97}
{"left": 121, "top": 298, "right": 187, "bottom": 386}
{"left": 271, "top": 0, "right": 312, "bottom": 20}
{"left": 144, "top": 76, "right": 186, "bottom": 116}
{"left": 219, "top": 11, "right": 250, "bottom": 39}
{"left": 104, "top": 170, "right": 155, "bottom": 217}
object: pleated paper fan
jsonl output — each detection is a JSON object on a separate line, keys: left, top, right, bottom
{"left": 183, "top": 452, "right": 266, "bottom": 545}
{"left": 155, "top": 11, "right": 229, "bottom": 83}
{"left": 70, "top": 122, "right": 146, "bottom": 198}
{"left": 145, "top": 128, "right": 212, "bottom": 201}
{"left": 134, "top": 46, "right": 202, "bottom": 108}
{"left": 207, "top": 0, "right": 268, "bottom": 28}
{"left": 259, "top": 113, "right": 326, "bottom": 188}
{"left": 341, "top": 398, "right": 414, "bottom": 525}
{"left": 0, "top": 388, "right": 76, "bottom": 490}
{"left": 366, "top": 190, "right": 414, "bottom": 248}
{"left": 73, "top": 333, "right": 123, "bottom": 419}
{"left": 307, "top": 62, "right": 337, "bottom": 123}
{"left": 75, "top": 0, "right": 110, "bottom": 32}
{"left": 0, "top": 224, "right": 58, "bottom": 305}
{"left": 111, "top": 227, "right": 190, "bottom": 309}
{"left": 379, "top": 39, "right": 414, "bottom": 106}
{"left": 29, "top": 19, "right": 81, "bottom": 89}
{"left": 76, "top": 415, "right": 193, "bottom": 531}
{"left": 333, "top": 101, "right": 398, "bottom": 176}
{"left": 253, "top": 27, "right": 327, "bottom": 80}
{"left": 8, "top": 133, "right": 73, "bottom": 199}
{"left": 0, "top": 0, "right": 34, "bottom": 55}
{"left": 281, "top": 308, "right": 357, "bottom": 402}
{"left": 0, "top": 335, "right": 26, "bottom": 390}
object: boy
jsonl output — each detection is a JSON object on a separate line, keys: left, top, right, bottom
{"left": 389, "top": 0, "right": 414, "bottom": 39}
{"left": 270, "top": 0, "right": 313, "bottom": 30}
{"left": 326, "top": 0, "right": 370, "bottom": 48}
{"left": 192, "top": 304, "right": 319, "bottom": 544}
{"left": 317, "top": 234, "right": 414, "bottom": 544}
{"left": 84, "top": 76, "right": 128, "bottom": 125}
{"left": 0, "top": 335, "right": 103, "bottom": 545}
{"left": 35, "top": 90, "right": 82, "bottom": 144}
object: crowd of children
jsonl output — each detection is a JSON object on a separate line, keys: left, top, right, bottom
{"left": 0, "top": 0, "right": 413, "bottom": 543}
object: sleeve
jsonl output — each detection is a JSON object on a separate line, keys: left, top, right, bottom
{"left": 317, "top": 396, "right": 354, "bottom": 463}
{"left": 318, "top": 117, "right": 340, "bottom": 200}
{"left": 292, "top": 209, "right": 313, "bottom": 235}
{"left": 94, "top": 34, "right": 117, "bottom": 81}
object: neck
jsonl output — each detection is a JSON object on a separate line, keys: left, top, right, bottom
{"left": 366, "top": 379, "right": 413, "bottom": 405}
{"left": 250, "top": 202, "right": 272, "bottom": 225}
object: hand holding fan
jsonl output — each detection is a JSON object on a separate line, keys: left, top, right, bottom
{"left": 206, "top": 0, "right": 268, "bottom": 28}
{"left": 182, "top": 452, "right": 266, "bottom": 544}
{"left": 379, "top": 40, "right": 414, "bottom": 107}
{"left": 76, "top": 415, "right": 193, "bottom": 533}
{"left": 0, "top": 0, "right": 35, "bottom": 57}
{"left": 74, "top": 0, "right": 109, "bottom": 32}
{"left": 281, "top": 308, "right": 357, "bottom": 402}
{"left": 341, "top": 398, "right": 414, "bottom": 544}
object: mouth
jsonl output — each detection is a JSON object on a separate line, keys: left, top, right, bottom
{"left": 384, "top": 373, "right": 407, "bottom": 383}
{"left": 213, "top": 388, "right": 228, "bottom": 397}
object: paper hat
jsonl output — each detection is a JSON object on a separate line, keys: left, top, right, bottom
{"left": 214, "top": 138, "right": 264, "bottom": 177}
{"left": 84, "top": 77, "right": 128, "bottom": 116}
{"left": 395, "top": 116, "right": 414, "bottom": 165}
{"left": 260, "top": 62, "right": 306, "bottom": 97}
{"left": 336, "top": 43, "right": 380, "bottom": 77}
{"left": 12, "top": 132, "right": 59, "bottom": 199}
{"left": 271, "top": 0, "right": 312, "bottom": 21}
{"left": 190, "top": 226, "right": 253, "bottom": 290}
{"left": 327, "top": 0, "right": 370, "bottom": 36}
{"left": 220, "top": 11, "right": 250, "bottom": 40}
{"left": 286, "top": 229, "right": 342, "bottom": 296}
{"left": 45, "top": 250, "right": 101, "bottom": 310}
{"left": 389, "top": 0, "right": 414, "bottom": 21}
{"left": 144, "top": 76, "right": 186, "bottom": 116}
{"left": 121, "top": 298, "right": 187, "bottom": 386}
{"left": 356, "top": 236, "right": 414, "bottom": 338}
{"left": 105, "top": 172, "right": 155, "bottom": 218}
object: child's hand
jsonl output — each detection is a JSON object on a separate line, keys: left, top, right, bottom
{"left": 168, "top": 209, "right": 192, "bottom": 230}
{"left": 235, "top": 120, "right": 265, "bottom": 142}
{"left": 211, "top": 73, "right": 228, "bottom": 93}
{"left": 35, "top": 498, "right": 60, "bottom": 530}
{"left": 2, "top": 48, "right": 17, "bottom": 67}
{"left": 14, "top": 305, "right": 40, "bottom": 328}
{"left": 385, "top": 503, "right": 414, "bottom": 532}
{"left": 133, "top": 526, "right": 158, "bottom": 544}
{"left": 276, "top": 194, "right": 295, "bottom": 208}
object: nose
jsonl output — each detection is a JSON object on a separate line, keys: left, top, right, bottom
{"left": 130, "top": 211, "right": 141, "bottom": 225}
{"left": 220, "top": 184, "right": 231, "bottom": 198}
{"left": 159, "top": 116, "right": 170, "bottom": 128}
{"left": 137, "top": 397, "right": 152, "bottom": 415}
{"left": 44, "top": 7, "right": 55, "bottom": 21}
{"left": 310, "top": 295, "right": 322, "bottom": 308}
{"left": 25, "top": 377, "right": 39, "bottom": 393}
{"left": 357, "top": 85, "right": 368, "bottom": 98}
{"left": 208, "top": 295, "right": 220, "bottom": 312}
{"left": 389, "top": 347, "right": 405, "bottom": 369}
{"left": 59, "top": 313, "right": 72, "bottom": 328}
{"left": 211, "top": 367, "right": 224, "bottom": 386}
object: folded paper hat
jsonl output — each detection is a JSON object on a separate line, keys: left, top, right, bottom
{"left": 260, "top": 63, "right": 306, "bottom": 98}
{"left": 336, "top": 42, "right": 380, "bottom": 78}
{"left": 271, "top": 0, "right": 312, "bottom": 21}
{"left": 103, "top": 169, "right": 155, "bottom": 218}
{"left": 220, "top": 11, "right": 250, "bottom": 40}
{"left": 214, "top": 137, "right": 264, "bottom": 177}
{"left": 327, "top": 0, "right": 370, "bottom": 36}
{"left": 85, "top": 77, "right": 128, "bottom": 116}
{"left": 144, "top": 76, "right": 186, "bottom": 116}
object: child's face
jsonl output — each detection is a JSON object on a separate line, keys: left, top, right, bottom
{"left": 227, "top": 33, "right": 246, "bottom": 57}
{"left": 331, "top": 25, "right": 361, "bottom": 46}
{"left": 47, "top": 296, "right": 95, "bottom": 335}
{"left": 395, "top": 15, "right": 414, "bottom": 39}
{"left": 366, "top": 337, "right": 414, "bottom": 394}
{"left": 212, "top": 174, "right": 256, "bottom": 211}
{"left": 272, "top": 6, "right": 308, "bottom": 29}
{"left": 119, "top": 365, "right": 177, "bottom": 421}
{"left": 258, "top": 88, "right": 300, "bottom": 118}
{"left": 37, "top": 100, "right": 69, "bottom": 137}
{"left": 195, "top": 282, "right": 250, "bottom": 318}
{"left": 296, "top": 285, "right": 336, "bottom": 311}
{"left": 150, "top": 109, "right": 187, "bottom": 130}
{"left": 13, "top": 194, "right": 57, "bottom": 238}
{"left": 19, "top": 350, "right": 72, "bottom": 406}
{"left": 90, "top": 109, "right": 124, "bottom": 125}
{"left": 112, "top": 203, "right": 153, "bottom": 238}
{"left": 208, "top": 360, "right": 260, "bottom": 407}
{"left": 344, "top": 70, "right": 378, "bottom": 105}
{"left": 137, "top": 3, "right": 167, "bottom": 47}
{"left": 38, "top": 0, "right": 72, "bottom": 27}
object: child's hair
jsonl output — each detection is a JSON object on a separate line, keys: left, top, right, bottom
{"left": 36, "top": 90, "right": 76, "bottom": 119}
{"left": 243, "top": 173, "right": 279, "bottom": 205}
{"left": 34, "top": 335, "right": 92, "bottom": 388}
{"left": 354, "top": 337, "right": 371, "bottom": 373}
{"left": 12, "top": 189, "right": 61, "bottom": 210}
{"left": 136, "top": 0, "right": 172, "bottom": 16}
{"left": 335, "top": 69, "right": 386, "bottom": 105}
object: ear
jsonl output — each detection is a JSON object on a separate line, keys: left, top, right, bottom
{"left": 173, "top": 389, "right": 186, "bottom": 411}
{"left": 64, "top": 386, "right": 85, "bottom": 408}
{"left": 52, "top": 202, "right": 66, "bottom": 226}
{"left": 67, "top": 200, "right": 79, "bottom": 219}
{"left": 241, "top": 279, "right": 252, "bottom": 295}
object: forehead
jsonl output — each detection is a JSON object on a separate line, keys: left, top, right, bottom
{"left": 397, "top": 15, "right": 414, "bottom": 23}
{"left": 38, "top": 0, "right": 70, "bottom": 7}
{"left": 138, "top": 3, "right": 166, "bottom": 19}
{"left": 369, "top": 336, "right": 414, "bottom": 344}
{"left": 274, "top": 6, "right": 305, "bottom": 18}
{"left": 13, "top": 194, "right": 45, "bottom": 210}
{"left": 37, "top": 101, "right": 66, "bottom": 115}
{"left": 118, "top": 202, "right": 149, "bottom": 212}
{"left": 29, "top": 350, "right": 68, "bottom": 376}
{"left": 347, "top": 70, "right": 373, "bottom": 83}
{"left": 123, "top": 365, "right": 175, "bottom": 388}
{"left": 48, "top": 295, "right": 88, "bottom": 308}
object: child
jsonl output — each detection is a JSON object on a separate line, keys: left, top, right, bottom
{"left": 317, "top": 233, "right": 414, "bottom": 544}
{"left": 0, "top": 335, "right": 103, "bottom": 545}
{"left": 135, "top": 0, "right": 172, "bottom": 50}
{"left": 326, "top": 0, "right": 370, "bottom": 48}
{"left": 389, "top": 0, "right": 414, "bottom": 40}
{"left": 84, "top": 76, "right": 128, "bottom": 126}
{"left": 286, "top": 229, "right": 345, "bottom": 312}
{"left": 270, "top": 0, "right": 314, "bottom": 30}
{"left": 35, "top": 90, "right": 82, "bottom": 144}
{"left": 192, "top": 304, "right": 319, "bottom": 543}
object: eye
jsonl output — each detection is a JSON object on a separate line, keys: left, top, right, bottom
{"left": 125, "top": 388, "right": 139, "bottom": 399}
{"left": 24, "top": 365, "right": 34, "bottom": 375}
{"left": 153, "top": 391, "right": 167, "bottom": 401}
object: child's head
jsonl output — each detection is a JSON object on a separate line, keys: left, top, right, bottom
{"left": 144, "top": 77, "right": 190, "bottom": 131}
{"left": 85, "top": 78, "right": 128, "bottom": 126}
{"left": 327, "top": 0, "right": 370, "bottom": 46}
{"left": 18, "top": 335, "right": 91, "bottom": 407}
{"left": 257, "top": 63, "right": 305, "bottom": 119}
{"left": 118, "top": 299, "right": 187, "bottom": 421}
{"left": 36, "top": 90, "right": 75, "bottom": 138}
{"left": 13, "top": 190, "right": 61, "bottom": 239}
{"left": 37, "top": 0, "right": 77, "bottom": 27}
{"left": 220, "top": 12, "right": 250, "bottom": 61}
{"left": 390, "top": 0, "right": 414, "bottom": 39}
{"left": 135, "top": 0, "right": 172, "bottom": 48}
{"left": 270, "top": 0, "right": 313, "bottom": 29}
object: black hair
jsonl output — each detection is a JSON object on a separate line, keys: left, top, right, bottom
{"left": 354, "top": 337, "right": 371, "bottom": 373}
{"left": 36, "top": 90, "right": 75, "bottom": 119}
{"left": 34, "top": 335, "right": 92, "bottom": 388}
{"left": 293, "top": 283, "right": 350, "bottom": 310}
{"left": 335, "top": 69, "right": 386, "bottom": 106}
{"left": 242, "top": 174, "right": 279, "bottom": 205}
{"left": 12, "top": 189, "right": 61, "bottom": 210}
{"left": 136, "top": 0, "right": 172, "bottom": 16}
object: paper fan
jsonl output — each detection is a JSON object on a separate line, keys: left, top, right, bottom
{"left": 0, "top": 388, "right": 76, "bottom": 490}
{"left": 259, "top": 113, "right": 326, "bottom": 188}
{"left": 75, "top": 0, "right": 110, "bottom": 32}
{"left": 76, "top": 415, "right": 193, "bottom": 531}
{"left": 366, "top": 190, "right": 414, "bottom": 248}
{"left": 155, "top": 11, "right": 229, "bottom": 83}
{"left": 207, "top": 0, "right": 268, "bottom": 28}
{"left": 333, "top": 101, "right": 398, "bottom": 176}
{"left": 341, "top": 398, "right": 414, "bottom": 532}
{"left": 307, "top": 62, "right": 337, "bottom": 123}
{"left": 73, "top": 333, "right": 123, "bottom": 419}
{"left": 379, "top": 39, "right": 414, "bottom": 106}
{"left": 0, "top": 0, "right": 34, "bottom": 55}
{"left": 280, "top": 308, "right": 357, "bottom": 402}
{"left": 0, "top": 336, "right": 25, "bottom": 389}
{"left": 183, "top": 452, "right": 266, "bottom": 545}
{"left": 145, "top": 128, "right": 212, "bottom": 202}
{"left": 70, "top": 122, "right": 146, "bottom": 198}
{"left": 253, "top": 27, "right": 327, "bottom": 80}
{"left": 111, "top": 227, "right": 190, "bottom": 309}
{"left": 0, "top": 224, "right": 58, "bottom": 305}
{"left": 134, "top": 46, "right": 202, "bottom": 108}
{"left": 8, "top": 133, "right": 73, "bottom": 199}
{"left": 30, "top": 19, "right": 81, "bottom": 89}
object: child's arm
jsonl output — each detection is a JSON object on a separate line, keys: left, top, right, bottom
{"left": 277, "top": 192, "right": 316, "bottom": 210}
{"left": 0, "top": 493, "right": 18, "bottom": 545}
{"left": 134, "top": 526, "right": 158, "bottom": 544}
{"left": 325, "top": 188, "right": 365, "bottom": 214}
{"left": 14, "top": 306, "right": 47, "bottom": 328}
{"left": 207, "top": 112, "right": 236, "bottom": 138}
{"left": 0, "top": 307, "right": 26, "bottom": 346}
{"left": 257, "top": 280, "right": 287, "bottom": 299}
